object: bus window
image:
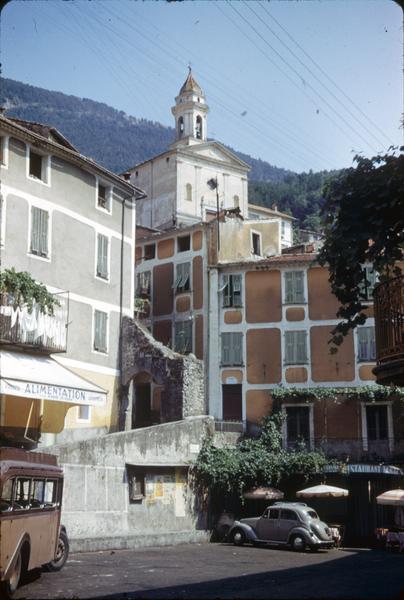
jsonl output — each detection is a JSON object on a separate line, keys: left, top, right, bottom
{"left": 15, "top": 478, "right": 31, "bottom": 509}
{"left": 31, "top": 479, "right": 45, "bottom": 508}
{"left": 44, "top": 480, "right": 57, "bottom": 507}
{"left": 0, "top": 477, "right": 14, "bottom": 512}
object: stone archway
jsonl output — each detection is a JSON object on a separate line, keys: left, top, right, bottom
{"left": 121, "top": 318, "right": 205, "bottom": 430}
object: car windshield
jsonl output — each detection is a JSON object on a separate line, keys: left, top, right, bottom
{"left": 306, "top": 510, "right": 319, "bottom": 519}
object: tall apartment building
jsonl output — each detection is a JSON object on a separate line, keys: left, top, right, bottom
{"left": 0, "top": 114, "right": 144, "bottom": 446}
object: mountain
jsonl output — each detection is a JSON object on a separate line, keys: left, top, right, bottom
{"left": 0, "top": 77, "right": 336, "bottom": 230}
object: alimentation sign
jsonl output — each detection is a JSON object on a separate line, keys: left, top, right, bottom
{"left": 0, "top": 378, "right": 104, "bottom": 405}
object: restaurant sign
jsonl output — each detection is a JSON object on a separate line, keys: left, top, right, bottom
{"left": 325, "top": 463, "right": 403, "bottom": 476}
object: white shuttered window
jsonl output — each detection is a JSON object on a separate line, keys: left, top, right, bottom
{"left": 97, "top": 233, "right": 109, "bottom": 279}
{"left": 284, "top": 331, "right": 308, "bottom": 364}
{"left": 221, "top": 332, "right": 243, "bottom": 366}
{"left": 175, "top": 262, "right": 190, "bottom": 293}
{"left": 174, "top": 320, "right": 192, "bottom": 354}
{"left": 30, "top": 206, "right": 49, "bottom": 257}
{"left": 223, "top": 274, "right": 242, "bottom": 308}
{"left": 357, "top": 327, "right": 376, "bottom": 361}
{"left": 94, "top": 310, "right": 108, "bottom": 353}
{"left": 284, "top": 271, "right": 305, "bottom": 304}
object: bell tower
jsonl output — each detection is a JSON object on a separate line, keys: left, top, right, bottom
{"left": 171, "top": 68, "right": 209, "bottom": 146}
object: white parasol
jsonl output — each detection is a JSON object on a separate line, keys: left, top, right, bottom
{"left": 243, "top": 486, "right": 284, "bottom": 500}
{"left": 376, "top": 489, "right": 404, "bottom": 506}
{"left": 296, "top": 484, "right": 349, "bottom": 498}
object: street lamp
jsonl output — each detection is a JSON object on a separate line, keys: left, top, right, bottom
{"left": 207, "top": 177, "right": 220, "bottom": 251}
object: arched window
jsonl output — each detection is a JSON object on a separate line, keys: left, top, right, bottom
{"left": 185, "top": 183, "right": 192, "bottom": 202}
{"left": 178, "top": 117, "right": 184, "bottom": 138}
{"left": 233, "top": 195, "right": 240, "bottom": 208}
{"left": 195, "top": 115, "right": 202, "bottom": 139}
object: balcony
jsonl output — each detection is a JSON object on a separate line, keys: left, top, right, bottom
{"left": 373, "top": 275, "right": 404, "bottom": 386}
{"left": 0, "top": 292, "right": 69, "bottom": 354}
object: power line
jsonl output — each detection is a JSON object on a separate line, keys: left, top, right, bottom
{"left": 227, "top": 0, "right": 379, "bottom": 154}
{"left": 260, "top": 2, "right": 392, "bottom": 147}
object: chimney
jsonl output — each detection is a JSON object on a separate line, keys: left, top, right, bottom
{"left": 271, "top": 203, "right": 278, "bottom": 211}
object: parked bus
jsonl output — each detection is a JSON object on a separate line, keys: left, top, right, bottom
{"left": 0, "top": 447, "right": 69, "bottom": 597}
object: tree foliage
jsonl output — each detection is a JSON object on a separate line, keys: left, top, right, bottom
{"left": 318, "top": 148, "right": 404, "bottom": 345}
{"left": 191, "top": 413, "right": 329, "bottom": 499}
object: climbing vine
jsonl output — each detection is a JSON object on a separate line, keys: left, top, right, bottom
{"left": 0, "top": 268, "right": 59, "bottom": 314}
{"left": 191, "top": 413, "right": 331, "bottom": 500}
{"left": 271, "top": 385, "right": 404, "bottom": 403}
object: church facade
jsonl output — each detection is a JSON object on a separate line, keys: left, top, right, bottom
{"left": 125, "top": 70, "right": 250, "bottom": 230}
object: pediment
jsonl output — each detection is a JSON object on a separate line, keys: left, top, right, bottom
{"left": 180, "top": 142, "right": 250, "bottom": 171}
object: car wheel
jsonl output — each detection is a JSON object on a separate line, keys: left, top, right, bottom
{"left": 291, "top": 535, "right": 306, "bottom": 552}
{"left": 45, "top": 531, "right": 69, "bottom": 572}
{"left": 0, "top": 550, "right": 22, "bottom": 598}
{"left": 232, "top": 529, "right": 246, "bottom": 546}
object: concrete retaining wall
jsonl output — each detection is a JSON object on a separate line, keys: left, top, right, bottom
{"left": 46, "top": 417, "right": 215, "bottom": 552}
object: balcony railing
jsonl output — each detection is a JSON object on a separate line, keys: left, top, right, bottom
{"left": 0, "top": 292, "right": 69, "bottom": 354}
{"left": 373, "top": 275, "right": 404, "bottom": 385}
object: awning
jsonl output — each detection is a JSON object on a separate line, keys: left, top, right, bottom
{"left": 0, "top": 351, "right": 106, "bottom": 406}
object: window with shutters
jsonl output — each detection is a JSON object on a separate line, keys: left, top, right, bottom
{"left": 359, "top": 265, "right": 378, "bottom": 301}
{"left": 30, "top": 206, "right": 49, "bottom": 258}
{"left": 221, "top": 332, "right": 243, "bottom": 366}
{"left": 223, "top": 274, "right": 242, "bottom": 308}
{"left": 93, "top": 310, "right": 108, "bottom": 353}
{"left": 136, "top": 271, "right": 151, "bottom": 298}
{"left": 174, "top": 320, "right": 192, "bottom": 354}
{"left": 284, "top": 404, "right": 312, "bottom": 449}
{"left": 96, "top": 181, "right": 112, "bottom": 213}
{"left": 28, "top": 148, "right": 49, "bottom": 183}
{"left": 284, "top": 330, "right": 308, "bottom": 364}
{"left": 175, "top": 262, "right": 190, "bottom": 293}
{"left": 357, "top": 327, "right": 376, "bottom": 361}
{"left": 366, "top": 404, "right": 388, "bottom": 441}
{"left": 284, "top": 271, "right": 305, "bottom": 304}
{"left": 96, "top": 233, "right": 109, "bottom": 280}
{"left": 251, "top": 231, "right": 262, "bottom": 256}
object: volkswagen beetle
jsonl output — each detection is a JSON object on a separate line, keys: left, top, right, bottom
{"left": 227, "top": 502, "right": 334, "bottom": 551}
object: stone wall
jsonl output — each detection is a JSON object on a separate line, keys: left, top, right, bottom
{"left": 121, "top": 317, "right": 205, "bottom": 422}
{"left": 46, "top": 417, "right": 215, "bottom": 552}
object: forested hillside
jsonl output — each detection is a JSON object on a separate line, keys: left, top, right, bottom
{"left": 0, "top": 77, "right": 337, "bottom": 230}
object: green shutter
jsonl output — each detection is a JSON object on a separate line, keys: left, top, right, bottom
{"left": 232, "top": 275, "right": 242, "bottom": 307}
{"left": 39, "top": 209, "right": 48, "bottom": 256}
{"left": 31, "top": 207, "right": 40, "bottom": 254}
{"left": 94, "top": 310, "right": 107, "bottom": 352}
{"left": 285, "top": 272, "right": 294, "bottom": 303}
{"left": 223, "top": 275, "right": 230, "bottom": 307}
{"left": 295, "top": 331, "right": 307, "bottom": 363}
{"left": 294, "top": 272, "right": 304, "bottom": 303}
{"left": 232, "top": 333, "right": 243, "bottom": 365}
{"left": 97, "top": 234, "right": 108, "bottom": 278}
{"left": 221, "top": 333, "right": 231, "bottom": 365}
{"left": 284, "top": 332, "right": 294, "bottom": 364}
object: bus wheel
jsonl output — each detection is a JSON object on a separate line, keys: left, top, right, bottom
{"left": 45, "top": 531, "right": 69, "bottom": 572}
{"left": 0, "top": 550, "right": 22, "bottom": 598}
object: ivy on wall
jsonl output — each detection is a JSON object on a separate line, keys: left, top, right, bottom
{"left": 191, "top": 413, "right": 331, "bottom": 500}
{"left": 270, "top": 385, "right": 404, "bottom": 403}
{"left": 0, "top": 268, "right": 59, "bottom": 314}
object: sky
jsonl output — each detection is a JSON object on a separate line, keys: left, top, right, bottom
{"left": 1, "top": 0, "right": 402, "bottom": 173}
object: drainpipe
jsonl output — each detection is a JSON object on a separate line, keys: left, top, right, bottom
{"left": 118, "top": 188, "right": 146, "bottom": 431}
